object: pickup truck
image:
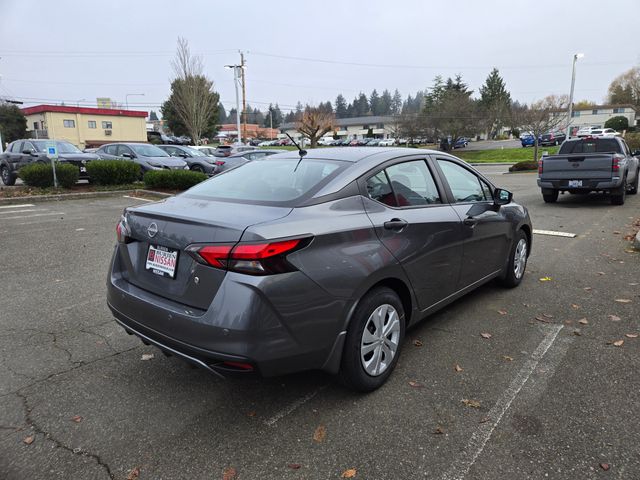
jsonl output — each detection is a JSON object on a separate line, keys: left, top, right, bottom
{"left": 537, "top": 136, "right": 639, "bottom": 205}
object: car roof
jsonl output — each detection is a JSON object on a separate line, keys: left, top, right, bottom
{"left": 265, "top": 146, "right": 441, "bottom": 163}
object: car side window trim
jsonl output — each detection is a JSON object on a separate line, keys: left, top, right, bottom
{"left": 430, "top": 155, "right": 496, "bottom": 205}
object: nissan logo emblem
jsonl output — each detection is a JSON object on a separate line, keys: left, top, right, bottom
{"left": 147, "top": 222, "right": 158, "bottom": 238}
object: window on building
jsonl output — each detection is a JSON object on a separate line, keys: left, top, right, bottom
{"left": 376, "top": 123, "right": 384, "bottom": 129}
{"left": 33, "top": 122, "right": 39, "bottom": 130}
{"left": 102, "top": 121, "right": 113, "bottom": 129}
{"left": 63, "top": 119, "right": 75, "bottom": 128}
{"left": 88, "top": 120, "right": 97, "bottom": 129}
{"left": 571, "top": 111, "right": 580, "bottom": 117}
{"left": 362, "top": 125, "right": 369, "bottom": 130}
{"left": 592, "top": 109, "right": 598, "bottom": 115}
{"left": 613, "top": 108, "right": 625, "bottom": 114}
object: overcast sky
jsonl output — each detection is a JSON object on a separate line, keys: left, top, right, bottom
{"left": 1, "top": 0, "right": 638, "bottom": 116}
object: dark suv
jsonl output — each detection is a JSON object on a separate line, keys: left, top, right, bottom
{"left": 0, "top": 139, "right": 98, "bottom": 185}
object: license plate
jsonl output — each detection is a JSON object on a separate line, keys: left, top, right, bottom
{"left": 568, "top": 180, "right": 582, "bottom": 187}
{"left": 146, "top": 245, "right": 178, "bottom": 278}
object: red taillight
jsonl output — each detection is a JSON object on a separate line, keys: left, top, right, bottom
{"left": 612, "top": 156, "right": 620, "bottom": 173}
{"left": 215, "top": 160, "right": 226, "bottom": 166}
{"left": 221, "top": 361, "right": 254, "bottom": 371}
{"left": 116, "top": 216, "right": 131, "bottom": 244}
{"left": 538, "top": 160, "right": 543, "bottom": 174}
{"left": 187, "top": 238, "right": 309, "bottom": 275}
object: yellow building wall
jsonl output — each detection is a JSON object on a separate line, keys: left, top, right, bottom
{"left": 25, "top": 112, "right": 147, "bottom": 149}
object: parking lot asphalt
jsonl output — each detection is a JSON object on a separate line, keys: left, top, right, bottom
{"left": 1, "top": 172, "right": 639, "bottom": 480}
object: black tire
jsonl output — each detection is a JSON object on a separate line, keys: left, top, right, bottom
{"left": 339, "top": 287, "right": 405, "bottom": 392}
{"left": 1, "top": 166, "right": 16, "bottom": 186}
{"left": 628, "top": 170, "right": 639, "bottom": 195}
{"left": 542, "top": 189, "right": 558, "bottom": 203}
{"left": 499, "top": 230, "right": 528, "bottom": 288}
{"left": 611, "top": 182, "right": 626, "bottom": 205}
{"left": 190, "top": 165, "right": 205, "bottom": 173}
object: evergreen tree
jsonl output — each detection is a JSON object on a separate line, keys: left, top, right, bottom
{"left": 369, "top": 89, "right": 381, "bottom": 115}
{"left": 148, "top": 110, "right": 159, "bottom": 121}
{"left": 335, "top": 94, "right": 348, "bottom": 118}
{"left": 217, "top": 103, "right": 227, "bottom": 123}
{"left": 355, "top": 92, "right": 370, "bottom": 116}
{"left": 0, "top": 102, "right": 27, "bottom": 144}
{"left": 227, "top": 108, "right": 238, "bottom": 125}
{"left": 380, "top": 90, "right": 393, "bottom": 115}
{"left": 479, "top": 68, "right": 512, "bottom": 138}
{"left": 391, "top": 89, "right": 403, "bottom": 115}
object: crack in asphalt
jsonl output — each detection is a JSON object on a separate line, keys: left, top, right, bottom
{"left": 16, "top": 390, "right": 115, "bottom": 480}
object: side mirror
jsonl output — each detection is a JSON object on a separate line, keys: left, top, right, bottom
{"left": 121, "top": 152, "right": 133, "bottom": 159}
{"left": 494, "top": 188, "right": 512, "bottom": 206}
{"left": 22, "top": 149, "right": 35, "bottom": 155}
{"left": 632, "top": 150, "right": 640, "bottom": 157}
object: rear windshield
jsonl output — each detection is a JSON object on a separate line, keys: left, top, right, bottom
{"left": 184, "top": 157, "right": 347, "bottom": 205}
{"left": 559, "top": 138, "right": 621, "bottom": 154}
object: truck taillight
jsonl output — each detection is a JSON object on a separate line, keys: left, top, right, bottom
{"left": 186, "top": 237, "right": 311, "bottom": 275}
{"left": 538, "top": 160, "right": 543, "bottom": 174}
{"left": 612, "top": 156, "right": 620, "bottom": 172}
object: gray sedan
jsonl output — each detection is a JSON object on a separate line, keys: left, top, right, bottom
{"left": 214, "top": 149, "right": 287, "bottom": 173}
{"left": 95, "top": 143, "right": 187, "bottom": 173}
{"left": 156, "top": 145, "right": 217, "bottom": 175}
{"left": 107, "top": 148, "right": 532, "bottom": 391}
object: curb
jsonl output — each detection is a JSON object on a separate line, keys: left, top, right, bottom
{"left": 0, "top": 189, "right": 172, "bottom": 205}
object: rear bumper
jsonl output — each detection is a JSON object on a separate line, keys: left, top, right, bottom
{"left": 537, "top": 177, "right": 622, "bottom": 190}
{"left": 106, "top": 253, "right": 348, "bottom": 377}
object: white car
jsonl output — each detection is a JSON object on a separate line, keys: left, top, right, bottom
{"left": 317, "top": 137, "right": 335, "bottom": 146}
{"left": 258, "top": 140, "right": 274, "bottom": 147}
{"left": 591, "top": 128, "right": 620, "bottom": 137}
{"left": 378, "top": 138, "right": 396, "bottom": 146}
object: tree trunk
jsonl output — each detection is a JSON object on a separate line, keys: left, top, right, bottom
{"left": 533, "top": 138, "right": 539, "bottom": 163}
{"left": 310, "top": 137, "right": 318, "bottom": 148}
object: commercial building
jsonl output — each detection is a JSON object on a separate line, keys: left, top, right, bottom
{"left": 280, "top": 115, "right": 397, "bottom": 140}
{"left": 21, "top": 105, "right": 148, "bottom": 149}
{"left": 552, "top": 104, "right": 638, "bottom": 135}
{"left": 218, "top": 123, "right": 280, "bottom": 141}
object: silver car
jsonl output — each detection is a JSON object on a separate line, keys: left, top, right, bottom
{"left": 96, "top": 143, "right": 187, "bottom": 173}
{"left": 107, "top": 148, "right": 532, "bottom": 391}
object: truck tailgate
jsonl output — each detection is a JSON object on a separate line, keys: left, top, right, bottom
{"left": 540, "top": 154, "right": 612, "bottom": 180}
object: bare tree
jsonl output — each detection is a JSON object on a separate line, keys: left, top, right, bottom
{"left": 166, "top": 37, "right": 220, "bottom": 144}
{"left": 607, "top": 67, "right": 640, "bottom": 107}
{"left": 516, "top": 95, "right": 568, "bottom": 161}
{"left": 296, "top": 106, "right": 335, "bottom": 148}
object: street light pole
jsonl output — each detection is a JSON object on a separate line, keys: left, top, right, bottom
{"left": 268, "top": 110, "right": 273, "bottom": 140}
{"left": 125, "top": 93, "right": 145, "bottom": 110}
{"left": 225, "top": 64, "right": 243, "bottom": 145}
{"left": 566, "top": 53, "right": 584, "bottom": 138}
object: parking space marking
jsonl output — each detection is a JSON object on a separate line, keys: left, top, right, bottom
{"left": 441, "top": 324, "right": 563, "bottom": 480}
{"left": 533, "top": 229, "right": 577, "bottom": 238}
{"left": 1, "top": 212, "right": 65, "bottom": 220}
{"left": 0, "top": 209, "right": 43, "bottom": 215}
{"left": 0, "top": 204, "right": 35, "bottom": 209}
{"left": 123, "top": 195, "right": 155, "bottom": 202}
{"left": 264, "top": 384, "right": 328, "bottom": 426}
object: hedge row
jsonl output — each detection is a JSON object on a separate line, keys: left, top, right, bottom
{"left": 18, "top": 163, "right": 79, "bottom": 188}
{"left": 508, "top": 161, "right": 538, "bottom": 172}
{"left": 86, "top": 160, "right": 140, "bottom": 185}
{"left": 143, "top": 169, "right": 207, "bottom": 190}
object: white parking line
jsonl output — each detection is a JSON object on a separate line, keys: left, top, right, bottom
{"left": 441, "top": 324, "right": 563, "bottom": 480}
{"left": 123, "top": 195, "right": 155, "bottom": 202}
{"left": 0, "top": 204, "right": 35, "bottom": 209}
{"left": 1, "top": 212, "right": 65, "bottom": 220}
{"left": 0, "top": 209, "right": 43, "bottom": 215}
{"left": 264, "top": 384, "right": 328, "bottom": 426}
{"left": 533, "top": 229, "right": 577, "bottom": 238}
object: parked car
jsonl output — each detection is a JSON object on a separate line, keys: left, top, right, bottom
{"left": 107, "top": 147, "right": 532, "bottom": 391}
{"left": 537, "top": 136, "right": 639, "bottom": 205}
{"left": 95, "top": 143, "right": 188, "bottom": 174}
{"left": 191, "top": 146, "right": 220, "bottom": 156}
{"left": 453, "top": 138, "right": 469, "bottom": 149}
{"left": 590, "top": 128, "right": 620, "bottom": 137}
{"left": 576, "top": 127, "right": 600, "bottom": 138}
{"left": 213, "top": 149, "right": 287, "bottom": 174}
{"left": 365, "top": 139, "right": 381, "bottom": 146}
{"left": 317, "top": 137, "right": 335, "bottom": 146}
{"left": 521, "top": 134, "right": 536, "bottom": 147}
{"left": 215, "top": 145, "right": 257, "bottom": 157}
{"left": 0, "top": 139, "right": 98, "bottom": 186}
{"left": 378, "top": 138, "right": 396, "bottom": 146}
{"left": 538, "top": 131, "right": 566, "bottom": 146}
{"left": 156, "top": 145, "right": 217, "bottom": 175}
{"left": 258, "top": 140, "right": 277, "bottom": 147}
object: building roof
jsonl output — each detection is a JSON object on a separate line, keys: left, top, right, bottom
{"left": 281, "top": 115, "right": 397, "bottom": 131}
{"left": 567, "top": 104, "right": 637, "bottom": 113}
{"left": 21, "top": 104, "right": 148, "bottom": 118}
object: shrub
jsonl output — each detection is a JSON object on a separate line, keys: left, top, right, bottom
{"left": 604, "top": 115, "right": 629, "bottom": 132}
{"left": 143, "top": 169, "right": 207, "bottom": 190}
{"left": 624, "top": 132, "right": 640, "bottom": 151}
{"left": 18, "top": 162, "right": 79, "bottom": 188}
{"left": 86, "top": 159, "right": 141, "bottom": 185}
{"left": 509, "top": 161, "right": 538, "bottom": 172}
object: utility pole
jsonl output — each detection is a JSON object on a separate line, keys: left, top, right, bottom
{"left": 240, "top": 51, "right": 247, "bottom": 144}
{"left": 225, "top": 62, "right": 243, "bottom": 145}
{"left": 566, "top": 53, "right": 584, "bottom": 138}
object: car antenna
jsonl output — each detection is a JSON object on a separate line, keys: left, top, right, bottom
{"left": 286, "top": 133, "right": 307, "bottom": 172}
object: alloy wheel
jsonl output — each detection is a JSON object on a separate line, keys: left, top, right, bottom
{"left": 360, "top": 304, "right": 400, "bottom": 376}
{"left": 514, "top": 238, "right": 527, "bottom": 279}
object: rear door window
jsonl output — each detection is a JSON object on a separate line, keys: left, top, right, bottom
{"left": 386, "top": 161, "right": 441, "bottom": 206}
{"left": 366, "top": 171, "right": 397, "bottom": 207}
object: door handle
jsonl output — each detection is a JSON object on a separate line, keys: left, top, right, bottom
{"left": 384, "top": 218, "right": 408, "bottom": 231}
{"left": 463, "top": 217, "right": 478, "bottom": 227}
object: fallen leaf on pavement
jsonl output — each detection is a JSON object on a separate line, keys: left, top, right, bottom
{"left": 288, "top": 464, "right": 302, "bottom": 470}
{"left": 629, "top": 282, "right": 639, "bottom": 286}
{"left": 625, "top": 333, "right": 638, "bottom": 338}
{"left": 578, "top": 318, "right": 588, "bottom": 325}
{"left": 571, "top": 304, "right": 580, "bottom": 309}
{"left": 573, "top": 330, "right": 582, "bottom": 336}
{"left": 608, "top": 315, "right": 621, "bottom": 322}
{"left": 502, "top": 355, "right": 513, "bottom": 361}
{"left": 613, "top": 231, "right": 621, "bottom": 234}
{"left": 246, "top": 411, "right": 256, "bottom": 417}
{"left": 454, "top": 364, "right": 463, "bottom": 372}
{"left": 535, "top": 316, "right": 553, "bottom": 324}
{"left": 433, "top": 426, "right": 445, "bottom": 434}
{"left": 597, "top": 272, "right": 606, "bottom": 276}
{"left": 543, "top": 313, "right": 553, "bottom": 318}
{"left": 313, "top": 425, "right": 326, "bottom": 443}
{"left": 584, "top": 287, "right": 592, "bottom": 291}
{"left": 71, "top": 415, "right": 83, "bottom": 423}
{"left": 539, "top": 277, "right": 552, "bottom": 282}
{"left": 413, "top": 340, "right": 423, "bottom": 347}
{"left": 480, "top": 332, "right": 492, "bottom": 339}
{"left": 22, "top": 435, "right": 34, "bottom": 445}
{"left": 615, "top": 299, "right": 632, "bottom": 304}
{"left": 341, "top": 469, "right": 357, "bottom": 478}
{"left": 126, "top": 467, "right": 140, "bottom": 480}
{"left": 141, "top": 353, "right": 154, "bottom": 361}
{"left": 479, "top": 417, "right": 490, "bottom": 423}
{"left": 497, "top": 309, "right": 507, "bottom": 315}
{"left": 611, "top": 340, "right": 624, "bottom": 347}
{"left": 408, "top": 380, "right": 423, "bottom": 388}
{"left": 462, "top": 399, "right": 481, "bottom": 408}
{"left": 600, "top": 463, "right": 610, "bottom": 471}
